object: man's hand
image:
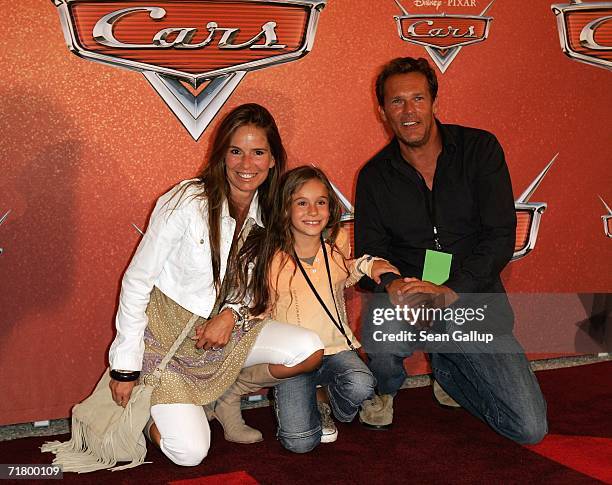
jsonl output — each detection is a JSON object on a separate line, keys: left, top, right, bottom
{"left": 385, "top": 279, "right": 432, "bottom": 307}
{"left": 400, "top": 277, "right": 459, "bottom": 308}
{"left": 385, "top": 277, "right": 459, "bottom": 328}
{"left": 193, "top": 309, "right": 235, "bottom": 350}
{"left": 109, "top": 379, "right": 136, "bottom": 408}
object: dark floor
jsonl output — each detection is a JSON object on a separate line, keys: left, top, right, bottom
{"left": 1, "top": 358, "right": 610, "bottom": 484}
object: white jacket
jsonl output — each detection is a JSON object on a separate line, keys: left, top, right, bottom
{"left": 108, "top": 180, "right": 263, "bottom": 371}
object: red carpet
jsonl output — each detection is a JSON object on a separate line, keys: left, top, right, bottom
{"left": 2, "top": 361, "right": 610, "bottom": 484}
{"left": 170, "top": 471, "right": 259, "bottom": 485}
{"left": 527, "top": 435, "right": 612, "bottom": 484}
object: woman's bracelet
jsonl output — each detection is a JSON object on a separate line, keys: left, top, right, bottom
{"left": 228, "top": 308, "right": 243, "bottom": 326}
{"left": 110, "top": 369, "right": 140, "bottom": 382}
{"left": 228, "top": 306, "right": 255, "bottom": 332}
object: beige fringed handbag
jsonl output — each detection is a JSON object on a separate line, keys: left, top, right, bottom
{"left": 43, "top": 220, "right": 250, "bottom": 473}
{"left": 41, "top": 312, "right": 200, "bottom": 473}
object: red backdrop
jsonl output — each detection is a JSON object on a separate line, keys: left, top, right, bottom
{"left": 0, "top": 0, "right": 610, "bottom": 425}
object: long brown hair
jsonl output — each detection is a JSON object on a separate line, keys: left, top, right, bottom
{"left": 230, "top": 166, "right": 345, "bottom": 315}
{"left": 173, "top": 103, "right": 286, "bottom": 292}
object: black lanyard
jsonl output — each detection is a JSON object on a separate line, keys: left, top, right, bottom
{"left": 294, "top": 236, "right": 355, "bottom": 351}
{"left": 415, "top": 171, "right": 442, "bottom": 251}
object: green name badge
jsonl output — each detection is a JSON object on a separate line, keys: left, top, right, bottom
{"left": 422, "top": 249, "right": 452, "bottom": 285}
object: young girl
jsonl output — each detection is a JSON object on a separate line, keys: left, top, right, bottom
{"left": 231, "top": 165, "right": 399, "bottom": 451}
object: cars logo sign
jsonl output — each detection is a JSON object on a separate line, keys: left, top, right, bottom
{"left": 552, "top": 0, "right": 612, "bottom": 71}
{"left": 393, "top": 0, "right": 494, "bottom": 73}
{"left": 512, "top": 155, "right": 557, "bottom": 261}
{"left": 0, "top": 210, "right": 10, "bottom": 256}
{"left": 51, "top": 0, "right": 326, "bottom": 140}
{"left": 599, "top": 196, "right": 612, "bottom": 237}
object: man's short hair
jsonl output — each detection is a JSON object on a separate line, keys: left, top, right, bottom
{"left": 375, "top": 57, "right": 439, "bottom": 106}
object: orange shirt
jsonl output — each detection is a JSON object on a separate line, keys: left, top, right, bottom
{"left": 268, "top": 228, "right": 370, "bottom": 355}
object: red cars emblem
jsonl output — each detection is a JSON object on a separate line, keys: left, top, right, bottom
{"left": 552, "top": 1, "right": 612, "bottom": 71}
{"left": 51, "top": 0, "right": 326, "bottom": 139}
{"left": 393, "top": 0, "right": 494, "bottom": 73}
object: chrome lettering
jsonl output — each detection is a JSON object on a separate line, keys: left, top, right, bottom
{"left": 407, "top": 20, "right": 477, "bottom": 38}
{"left": 580, "top": 15, "right": 612, "bottom": 50}
{"left": 153, "top": 28, "right": 198, "bottom": 47}
{"left": 93, "top": 7, "right": 286, "bottom": 49}
{"left": 93, "top": 7, "right": 167, "bottom": 48}
{"left": 217, "top": 21, "right": 283, "bottom": 50}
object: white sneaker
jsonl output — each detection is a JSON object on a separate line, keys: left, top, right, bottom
{"left": 318, "top": 401, "right": 338, "bottom": 443}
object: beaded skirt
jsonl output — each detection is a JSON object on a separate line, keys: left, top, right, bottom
{"left": 141, "top": 287, "right": 265, "bottom": 406}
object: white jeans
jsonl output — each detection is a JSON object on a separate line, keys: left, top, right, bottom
{"left": 151, "top": 321, "right": 323, "bottom": 466}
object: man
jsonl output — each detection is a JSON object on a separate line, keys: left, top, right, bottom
{"left": 354, "top": 57, "right": 547, "bottom": 444}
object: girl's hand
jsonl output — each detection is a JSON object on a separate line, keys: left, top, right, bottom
{"left": 370, "top": 259, "right": 400, "bottom": 284}
{"left": 193, "top": 309, "right": 235, "bottom": 350}
{"left": 109, "top": 379, "right": 136, "bottom": 407}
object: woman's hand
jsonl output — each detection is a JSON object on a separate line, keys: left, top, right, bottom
{"left": 109, "top": 379, "right": 136, "bottom": 407}
{"left": 370, "top": 259, "right": 400, "bottom": 284}
{"left": 193, "top": 309, "right": 235, "bottom": 350}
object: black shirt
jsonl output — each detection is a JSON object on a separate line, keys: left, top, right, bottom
{"left": 355, "top": 121, "right": 517, "bottom": 295}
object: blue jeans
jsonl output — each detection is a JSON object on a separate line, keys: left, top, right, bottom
{"left": 274, "top": 350, "right": 376, "bottom": 453}
{"left": 368, "top": 332, "right": 548, "bottom": 445}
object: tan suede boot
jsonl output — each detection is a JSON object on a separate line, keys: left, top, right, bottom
{"left": 210, "top": 364, "right": 283, "bottom": 444}
{"left": 359, "top": 394, "right": 394, "bottom": 430}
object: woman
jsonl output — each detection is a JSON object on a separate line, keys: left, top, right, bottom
{"left": 230, "top": 166, "right": 399, "bottom": 452}
{"left": 109, "top": 104, "right": 324, "bottom": 466}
